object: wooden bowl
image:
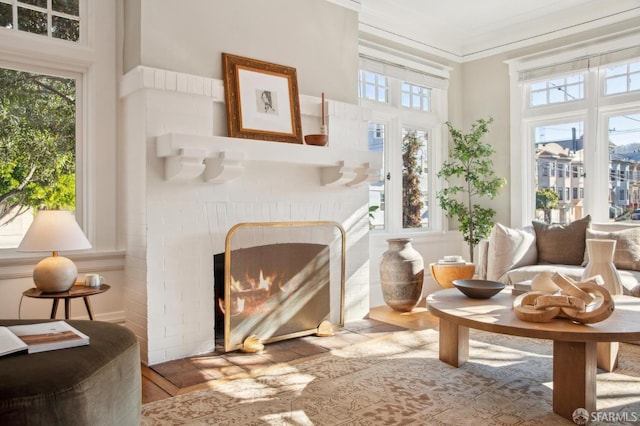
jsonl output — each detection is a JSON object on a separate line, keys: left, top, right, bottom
{"left": 429, "top": 263, "right": 476, "bottom": 288}
{"left": 304, "top": 134, "right": 328, "bottom": 146}
{"left": 452, "top": 279, "right": 505, "bottom": 299}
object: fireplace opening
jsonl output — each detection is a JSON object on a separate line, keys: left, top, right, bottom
{"left": 214, "top": 221, "right": 345, "bottom": 352}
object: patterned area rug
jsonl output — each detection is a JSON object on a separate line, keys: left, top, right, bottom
{"left": 141, "top": 329, "right": 640, "bottom": 425}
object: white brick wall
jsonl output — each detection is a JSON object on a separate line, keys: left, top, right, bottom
{"left": 120, "top": 66, "right": 372, "bottom": 365}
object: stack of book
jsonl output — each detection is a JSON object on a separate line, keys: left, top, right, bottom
{"left": 511, "top": 280, "right": 532, "bottom": 296}
{"left": 437, "top": 255, "right": 468, "bottom": 265}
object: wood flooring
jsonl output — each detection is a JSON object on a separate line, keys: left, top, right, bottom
{"left": 142, "top": 300, "right": 440, "bottom": 404}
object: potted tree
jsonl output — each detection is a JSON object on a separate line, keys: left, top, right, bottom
{"left": 437, "top": 117, "right": 506, "bottom": 263}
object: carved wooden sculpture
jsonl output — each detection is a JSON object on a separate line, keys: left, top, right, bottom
{"left": 513, "top": 273, "right": 614, "bottom": 324}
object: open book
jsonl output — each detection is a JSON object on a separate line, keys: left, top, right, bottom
{"left": 0, "top": 321, "right": 89, "bottom": 356}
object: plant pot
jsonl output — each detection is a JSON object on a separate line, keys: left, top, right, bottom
{"left": 380, "top": 238, "right": 424, "bottom": 312}
{"left": 429, "top": 263, "right": 475, "bottom": 289}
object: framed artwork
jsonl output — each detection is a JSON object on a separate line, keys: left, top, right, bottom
{"left": 222, "top": 53, "right": 303, "bottom": 144}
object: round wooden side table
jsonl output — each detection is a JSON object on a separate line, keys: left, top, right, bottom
{"left": 22, "top": 284, "right": 110, "bottom": 320}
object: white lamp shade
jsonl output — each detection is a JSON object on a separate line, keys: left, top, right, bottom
{"left": 17, "top": 210, "right": 91, "bottom": 252}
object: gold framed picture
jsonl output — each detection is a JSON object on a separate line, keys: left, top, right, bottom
{"left": 222, "top": 53, "right": 303, "bottom": 144}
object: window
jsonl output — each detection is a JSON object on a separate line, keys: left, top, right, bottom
{"left": 0, "top": 1, "right": 117, "bottom": 253}
{"left": 359, "top": 70, "right": 387, "bottom": 103}
{"left": 530, "top": 74, "right": 584, "bottom": 106}
{"left": 0, "top": 0, "right": 80, "bottom": 42}
{"left": 401, "top": 82, "right": 431, "bottom": 112}
{"left": 0, "top": 67, "right": 77, "bottom": 248}
{"left": 509, "top": 40, "right": 640, "bottom": 225}
{"left": 360, "top": 51, "right": 449, "bottom": 234}
{"left": 605, "top": 61, "right": 640, "bottom": 95}
{"left": 368, "top": 122, "right": 385, "bottom": 230}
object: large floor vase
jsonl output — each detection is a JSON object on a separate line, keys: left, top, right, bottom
{"left": 380, "top": 238, "right": 424, "bottom": 312}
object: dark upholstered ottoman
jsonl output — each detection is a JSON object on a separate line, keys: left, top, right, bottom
{"left": 0, "top": 320, "right": 140, "bottom": 426}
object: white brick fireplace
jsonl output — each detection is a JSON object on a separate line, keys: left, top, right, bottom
{"left": 119, "top": 66, "right": 379, "bottom": 365}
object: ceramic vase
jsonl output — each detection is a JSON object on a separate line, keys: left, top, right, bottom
{"left": 380, "top": 238, "right": 424, "bottom": 312}
{"left": 582, "top": 239, "right": 623, "bottom": 295}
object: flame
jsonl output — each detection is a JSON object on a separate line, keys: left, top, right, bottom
{"left": 258, "top": 270, "right": 270, "bottom": 291}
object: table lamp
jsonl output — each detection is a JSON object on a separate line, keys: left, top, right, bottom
{"left": 17, "top": 210, "right": 92, "bottom": 293}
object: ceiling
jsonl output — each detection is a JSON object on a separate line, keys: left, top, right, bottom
{"left": 355, "top": 0, "right": 640, "bottom": 61}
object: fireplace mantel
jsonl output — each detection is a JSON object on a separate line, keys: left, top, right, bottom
{"left": 156, "top": 133, "right": 381, "bottom": 186}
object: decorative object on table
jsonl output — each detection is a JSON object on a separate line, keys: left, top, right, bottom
{"left": 429, "top": 259, "right": 475, "bottom": 288}
{"left": 16, "top": 210, "right": 91, "bottom": 293}
{"left": 304, "top": 92, "right": 328, "bottom": 146}
{"left": 84, "top": 273, "right": 104, "bottom": 288}
{"left": 513, "top": 272, "right": 614, "bottom": 324}
{"left": 452, "top": 279, "right": 505, "bottom": 299}
{"left": 380, "top": 238, "right": 424, "bottom": 312}
{"left": 530, "top": 271, "right": 560, "bottom": 293}
{"left": 222, "top": 53, "right": 303, "bottom": 144}
{"left": 436, "top": 117, "right": 506, "bottom": 263}
{"left": 582, "top": 238, "right": 623, "bottom": 296}
{"left": 242, "top": 335, "right": 264, "bottom": 353}
{"left": 0, "top": 321, "right": 89, "bottom": 356}
{"left": 316, "top": 320, "right": 335, "bottom": 337}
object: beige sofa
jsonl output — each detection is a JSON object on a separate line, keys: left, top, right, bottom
{"left": 477, "top": 217, "right": 640, "bottom": 297}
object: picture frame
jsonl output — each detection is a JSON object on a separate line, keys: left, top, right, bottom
{"left": 222, "top": 53, "right": 303, "bottom": 144}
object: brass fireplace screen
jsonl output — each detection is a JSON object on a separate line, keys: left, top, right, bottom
{"left": 221, "top": 221, "right": 345, "bottom": 352}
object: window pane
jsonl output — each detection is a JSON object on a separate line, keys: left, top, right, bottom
{"left": 20, "top": 0, "right": 47, "bottom": 7}
{"left": 402, "top": 129, "right": 428, "bottom": 229}
{"left": 606, "top": 65, "right": 627, "bottom": 77}
{"left": 52, "top": 0, "right": 79, "bottom": 15}
{"left": 534, "top": 121, "right": 584, "bottom": 223}
{"left": 609, "top": 112, "right": 640, "bottom": 220}
{"left": 531, "top": 90, "right": 546, "bottom": 106}
{"left": 0, "top": 3, "right": 11, "bottom": 28}
{"left": 368, "top": 123, "right": 385, "bottom": 230}
{"left": 17, "top": 6, "right": 47, "bottom": 35}
{"left": 606, "top": 75, "right": 627, "bottom": 95}
{"left": 631, "top": 73, "right": 640, "bottom": 92}
{"left": 0, "top": 68, "right": 77, "bottom": 248}
{"left": 52, "top": 15, "right": 79, "bottom": 41}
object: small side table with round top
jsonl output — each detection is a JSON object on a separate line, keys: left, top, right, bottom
{"left": 22, "top": 284, "right": 110, "bottom": 320}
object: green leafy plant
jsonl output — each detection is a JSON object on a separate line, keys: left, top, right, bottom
{"left": 0, "top": 68, "right": 76, "bottom": 226}
{"left": 437, "top": 117, "right": 506, "bottom": 262}
{"left": 536, "top": 188, "right": 559, "bottom": 223}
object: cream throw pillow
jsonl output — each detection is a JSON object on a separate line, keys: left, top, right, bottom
{"left": 532, "top": 215, "right": 591, "bottom": 265}
{"left": 583, "top": 227, "right": 640, "bottom": 271}
{"left": 486, "top": 223, "right": 537, "bottom": 282}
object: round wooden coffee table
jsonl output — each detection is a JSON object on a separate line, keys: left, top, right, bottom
{"left": 427, "top": 288, "right": 640, "bottom": 420}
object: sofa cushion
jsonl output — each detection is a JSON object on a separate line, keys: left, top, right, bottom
{"left": 532, "top": 215, "right": 591, "bottom": 265}
{"left": 504, "top": 264, "right": 640, "bottom": 297}
{"left": 583, "top": 227, "right": 640, "bottom": 271}
{"left": 486, "top": 223, "right": 537, "bottom": 282}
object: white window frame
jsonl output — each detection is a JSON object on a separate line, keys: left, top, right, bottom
{"left": 359, "top": 43, "right": 451, "bottom": 238}
{"left": 0, "top": 0, "right": 117, "bottom": 256}
{"left": 507, "top": 34, "right": 640, "bottom": 227}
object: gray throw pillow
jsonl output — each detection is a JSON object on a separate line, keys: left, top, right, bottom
{"left": 532, "top": 215, "right": 591, "bottom": 265}
{"left": 583, "top": 227, "right": 640, "bottom": 271}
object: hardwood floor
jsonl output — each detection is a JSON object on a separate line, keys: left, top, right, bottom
{"left": 141, "top": 301, "right": 439, "bottom": 404}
